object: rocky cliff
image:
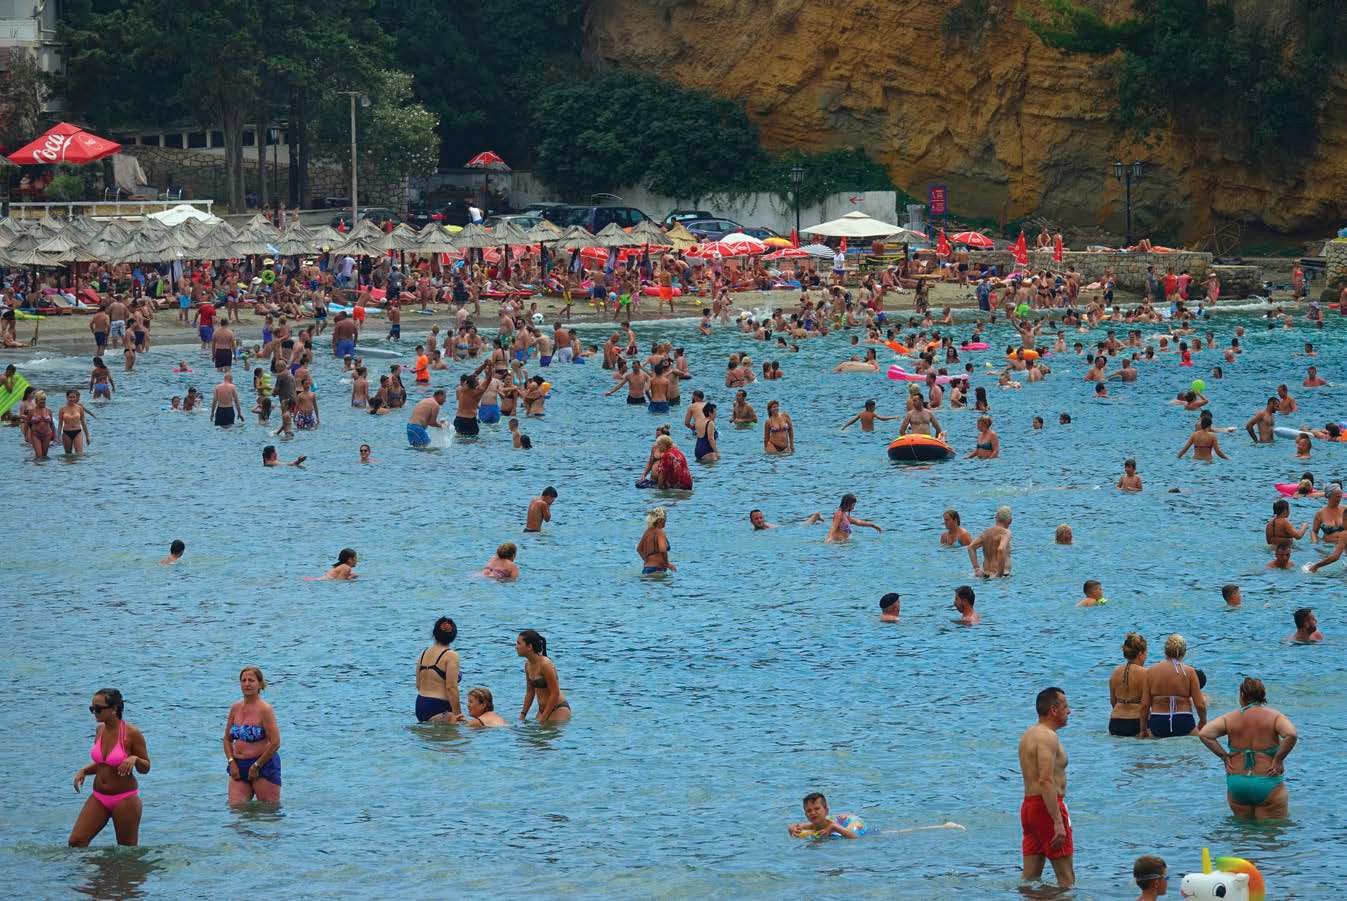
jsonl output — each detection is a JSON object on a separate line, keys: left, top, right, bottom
{"left": 585, "top": 0, "right": 1347, "bottom": 245}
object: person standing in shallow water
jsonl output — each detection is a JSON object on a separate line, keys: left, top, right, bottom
{"left": 70, "top": 688, "right": 151, "bottom": 847}
{"left": 1198, "top": 677, "right": 1297, "bottom": 820}
{"left": 517, "top": 630, "right": 570, "bottom": 722}
{"left": 415, "top": 617, "right": 462, "bottom": 723}
{"left": 1018, "top": 687, "right": 1074, "bottom": 890}
{"left": 223, "top": 666, "right": 281, "bottom": 805}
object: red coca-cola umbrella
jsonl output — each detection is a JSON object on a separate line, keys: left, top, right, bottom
{"left": 465, "top": 151, "right": 510, "bottom": 214}
{"left": 9, "top": 122, "right": 120, "bottom": 165}
{"left": 935, "top": 229, "right": 951, "bottom": 257}
{"left": 950, "top": 231, "right": 995, "bottom": 249}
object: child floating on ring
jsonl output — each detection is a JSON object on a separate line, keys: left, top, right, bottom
{"left": 787, "top": 792, "right": 864, "bottom": 839}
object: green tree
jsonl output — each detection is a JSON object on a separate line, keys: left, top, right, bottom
{"left": 309, "top": 69, "right": 440, "bottom": 192}
{"left": 0, "top": 49, "right": 48, "bottom": 153}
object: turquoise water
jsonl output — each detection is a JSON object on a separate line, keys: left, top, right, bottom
{"left": 3, "top": 308, "right": 1345, "bottom": 899}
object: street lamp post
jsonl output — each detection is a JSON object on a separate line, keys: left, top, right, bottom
{"left": 789, "top": 164, "right": 804, "bottom": 239}
{"left": 1113, "top": 160, "right": 1143, "bottom": 246}
{"left": 338, "top": 91, "right": 368, "bottom": 227}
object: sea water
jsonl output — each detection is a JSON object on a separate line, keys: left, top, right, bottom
{"left": 2, "top": 308, "right": 1344, "bottom": 899}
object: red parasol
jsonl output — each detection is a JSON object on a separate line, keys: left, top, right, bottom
{"left": 465, "top": 151, "right": 510, "bottom": 214}
{"left": 950, "top": 231, "right": 994, "bottom": 249}
{"left": 9, "top": 122, "right": 120, "bottom": 165}
{"left": 789, "top": 227, "right": 799, "bottom": 248}
{"left": 763, "top": 247, "right": 812, "bottom": 260}
{"left": 1013, "top": 231, "right": 1029, "bottom": 266}
{"left": 935, "top": 229, "right": 951, "bottom": 257}
{"left": 839, "top": 237, "right": 848, "bottom": 254}
{"left": 1052, "top": 234, "right": 1063, "bottom": 263}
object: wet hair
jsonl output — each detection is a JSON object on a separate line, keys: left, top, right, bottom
{"left": 1054, "top": 524, "right": 1072, "bottom": 543}
{"left": 239, "top": 665, "right": 266, "bottom": 690}
{"left": 1293, "top": 607, "right": 1314, "bottom": 630}
{"left": 336, "top": 547, "right": 357, "bottom": 566}
{"left": 94, "top": 687, "right": 125, "bottom": 718}
{"left": 519, "top": 435, "right": 532, "bottom": 449}
{"left": 542, "top": 486, "right": 557, "bottom": 499}
{"left": 1163, "top": 633, "right": 1187, "bottom": 659}
{"left": 1272, "top": 498, "right": 1290, "bottom": 516}
{"left": 944, "top": 509, "right": 961, "bottom": 525}
{"left": 879, "top": 592, "right": 901, "bottom": 611}
{"left": 467, "top": 686, "right": 494, "bottom": 711}
{"left": 955, "top": 585, "right": 975, "bottom": 606}
{"left": 169, "top": 539, "right": 185, "bottom": 555}
{"left": 432, "top": 616, "right": 457, "bottom": 645}
{"left": 1123, "top": 458, "right": 1136, "bottom": 469}
{"left": 1122, "top": 632, "right": 1146, "bottom": 661}
{"left": 646, "top": 506, "right": 667, "bottom": 528}
{"left": 802, "top": 792, "right": 827, "bottom": 808}
{"left": 995, "top": 505, "right": 1012, "bottom": 524}
{"left": 703, "top": 403, "right": 717, "bottom": 417}
{"left": 497, "top": 542, "right": 516, "bottom": 560}
{"left": 1133, "top": 855, "right": 1167, "bottom": 888}
{"left": 1035, "top": 687, "right": 1065, "bottom": 716}
{"left": 1083, "top": 579, "right": 1100, "bottom": 595}
{"left": 1221, "top": 584, "right": 1239, "bottom": 601}
{"left": 519, "top": 629, "right": 547, "bottom": 656}
{"left": 839, "top": 493, "right": 857, "bottom": 511}
{"left": 262, "top": 445, "right": 277, "bottom": 461}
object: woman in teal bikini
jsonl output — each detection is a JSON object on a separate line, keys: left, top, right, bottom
{"left": 1311, "top": 484, "right": 1344, "bottom": 542}
{"left": 1198, "top": 677, "right": 1297, "bottom": 820}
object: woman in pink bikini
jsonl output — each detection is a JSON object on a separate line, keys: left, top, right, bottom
{"left": 223, "top": 666, "right": 282, "bottom": 804}
{"left": 70, "top": 688, "right": 151, "bottom": 846}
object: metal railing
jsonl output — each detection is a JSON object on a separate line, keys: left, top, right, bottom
{"left": 5, "top": 199, "right": 215, "bottom": 220}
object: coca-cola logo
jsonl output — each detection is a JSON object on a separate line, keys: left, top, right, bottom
{"left": 34, "top": 133, "right": 71, "bottom": 163}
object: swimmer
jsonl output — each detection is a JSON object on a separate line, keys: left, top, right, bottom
{"left": 159, "top": 539, "right": 185, "bottom": 565}
{"left": 463, "top": 687, "right": 508, "bottom": 727}
{"left": 261, "top": 445, "right": 305, "bottom": 467}
{"left": 1222, "top": 584, "right": 1242, "bottom": 607}
{"left": 1303, "top": 365, "right": 1328, "bottom": 387}
{"left": 1289, "top": 607, "right": 1323, "bottom": 642}
{"left": 517, "top": 629, "right": 570, "bottom": 722}
{"left": 1054, "top": 524, "right": 1073, "bottom": 545}
{"left": 1032, "top": 416, "right": 1044, "bottom": 430}
{"left": 763, "top": 400, "right": 795, "bottom": 454}
{"left": 1265, "top": 499, "right": 1308, "bottom": 546}
{"left": 879, "top": 592, "right": 901, "bottom": 623}
{"left": 940, "top": 510, "right": 972, "bottom": 546}
{"left": 1176, "top": 418, "right": 1229, "bottom": 461}
{"left": 1116, "top": 458, "right": 1142, "bottom": 491}
{"left": 1197, "top": 677, "right": 1297, "bottom": 820}
{"left": 1108, "top": 633, "right": 1147, "bottom": 737}
{"left": 1267, "top": 540, "right": 1295, "bottom": 570}
{"left": 406, "top": 389, "right": 447, "bottom": 448}
{"left": 1244, "top": 397, "right": 1278, "bottom": 443}
{"left": 525, "top": 487, "right": 557, "bottom": 532}
{"left": 787, "top": 792, "right": 861, "bottom": 839}
{"left": 58, "top": 390, "right": 91, "bottom": 454}
{"left": 841, "top": 399, "right": 899, "bottom": 432}
{"left": 967, "top": 415, "right": 999, "bottom": 458}
{"left": 749, "top": 508, "right": 823, "bottom": 530}
{"left": 1132, "top": 855, "right": 1169, "bottom": 901}
{"left": 323, "top": 548, "right": 358, "bottom": 580}
{"left": 1295, "top": 433, "right": 1312, "bottom": 458}
{"left": 1076, "top": 579, "right": 1106, "bottom": 607}
{"left": 482, "top": 542, "right": 520, "bottom": 580}
{"left": 359, "top": 444, "right": 374, "bottom": 464}
{"left": 968, "top": 506, "right": 1012, "bottom": 577}
{"left": 1139, "top": 634, "right": 1205, "bottom": 738}
{"left": 953, "top": 585, "right": 981, "bottom": 624}
{"left": 637, "top": 507, "right": 675, "bottom": 573}
{"left": 414, "top": 616, "right": 462, "bottom": 722}
{"left": 732, "top": 390, "right": 757, "bottom": 424}
{"left": 833, "top": 355, "right": 880, "bottom": 373}
{"left": 223, "top": 666, "right": 281, "bottom": 805}
{"left": 826, "top": 493, "right": 882, "bottom": 542}
{"left": 1017, "top": 688, "right": 1074, "bottom": 890}
{"left": 69, "top": 687, "right": 150, "bottom": 847}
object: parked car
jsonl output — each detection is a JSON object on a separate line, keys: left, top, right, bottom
{"left": 482, "top": 213, "right": 542, "bottom": 230}
{"left": 329, "top": 207, "right": 402, "bottom": 230}
{"left": 541, "top": 205, "right": 653, "bottom": 233}
{"left": 661, "top": 209, "right": 715, "bottom": 228}
{"left": 682, "top": 218, "right": 745, "bottom": 241}
{"left": 739, "top": 226, "right": 784, "bottom": 241}
{"left": 518, "top": 201, "right": 568, "bottom": 218}
{"left": 407, "top": 200, "right": 471, "bottom": 229}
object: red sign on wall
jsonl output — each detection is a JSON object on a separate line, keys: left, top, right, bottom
{"left": 928, "top": 185, "right": 947, "bottom": 215}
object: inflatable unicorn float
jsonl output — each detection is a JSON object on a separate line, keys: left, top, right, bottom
{"left": 1179, "top": 848, "right": 1264, "bottom": 900}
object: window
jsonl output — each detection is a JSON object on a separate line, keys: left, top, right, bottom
{"left": 163, "top": 133, "right": 183, "bottom": 148}
{"left": 594, "top": 208, "right": 614, "bottom": 229}
{"left": 242, "top": 130, "right": 255, "bottom": 147}
{"left": 628, "top": 208, "right": 648, "bottom": 224}
{"left": 210, "top": 131, "right": 224, "bottom": 147}
{"left": 611, "top": 208, "right": 632, "bottom": 228}
{"left": 563, "top": 207, "right": 589, "bottom": 227}
{"left": 187, "top": 132, "right": 207, "bottom": 149}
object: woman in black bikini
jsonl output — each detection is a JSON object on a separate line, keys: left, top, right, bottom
{"left": 516, "top": 630, "right": 570, "bottom": 722}
{"left": 1108, "top": 633, "right": 1147, "bottom": 737}
{"left": 1312, "top": 484, "right": 1344, "bottom": 543}
{"left": 415, "top": 617, "right": 461, "bottom": 722}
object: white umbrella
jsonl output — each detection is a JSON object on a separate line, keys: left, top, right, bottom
{"left": 718, "top": 232, "right": 768, "bottom": 253}
{"left": 799, "top": 243, "right": 835, "bottom": 259}
{"left": 802, "top": 210, "right": 907, "bottom": 239}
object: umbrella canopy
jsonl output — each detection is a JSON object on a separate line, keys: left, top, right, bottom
{"left": 763, "top": 236, "right": 793, "bottom": 248}
{"left": 949, "top": 231, "right": 994, "bottom": 249}
{"left": 802, "top": 210, "right": 906, "bottom": 239}
{"left": 553, "top": 225, "right": 598, "bottom": 251}
{"left": 415, "top": 225, "right": 459, "bottom": 253}
{"left": 763, "top": 247, "right": 813, "bottom": 260}
{"left": 1013, "top": 231, "right": 1029, "bottom": 265}
{"left": 798, "top": 243, "right": 835, "bottom": 259}
{"left": 387, "top": 223, "right": 422, "bottom": 252}
{"left": 9, "top": 122, "right": 120, "bottom": 165}
{"left": 591, "top": 222, "right": 642, "bottom": 248}
{"left": 886, "top": 227, "right": 929, "bottom": 243}
{"left": 936, "top": 230, "right": 951, "bottom": 257}
{"left": 452, "top": 222, "right": 496, "bottom": 249}
{"left": 524, "top": 220, "right": 564, "bottom": 242}
{"left": 488, "top": 219, "right": 530, "bottom": 247}
{"left": 330, "top": 233, "right": 391, "bottom": 257}
{"left": 663, "top": 221, "right": 698, "bottom": 251}
{"left": 147, "top": 204, "right": 222, "bottom": 226}
{"left": 464, "top": 151, "right": 511, "bottom": 171}
{"left": 627, "top": 219, "right": 669, "bottom": 245}
{"left": 717, "top": 232, "right": 768, "bottom": 253}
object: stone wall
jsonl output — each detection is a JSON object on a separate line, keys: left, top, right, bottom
{"left": 952, "top": 249, "right": 1214, "bottom": 294}
{"left": 1325, "top": 238, "right": 1347, "bottom": 286}
{"left": 119, "top": 146, "right": 409, "bottom": 211}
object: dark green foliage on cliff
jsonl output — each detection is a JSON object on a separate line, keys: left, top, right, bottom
{"left": 533, "top": 73, "right": 894, "bottom": 203}
{"left": 1021, "top": 0, "right": 1346, "bottom": 159}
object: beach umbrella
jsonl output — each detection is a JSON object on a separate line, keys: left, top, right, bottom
{"left": 798, "top": 243, "right": 834, "bottom": 259}
{"left": 763, "top": 236, "right": 792, "bottom": 248}
{"left": 888, "top": 226, "right": 929, "bottom": 243}
{"left": 801, "top": 210, "right": 906, "bottom": 239}
{"left": 415, "top": 225, "right": 458, "bottom": 254}
{"left": 553, "top": 224, "right": 599, "bottom": 251}
{"left": 763, "top": 247, "right": 812, "bottom": 260}
{"left": 591, "top": 222, "right": 642, "bottom": 248}
{"left": 663, "top": 221, "right": 699, "bottom": 251}
{"left": 718, "top": 232, "right": 768, "bottom": 254}
{"left": 387, "top": 223, "right": 422, "bottom": 252}
{"left": 627, "top": 219, "right": 669, "bottom": 246}
{"left": 950, "top": 230, "right": 994, "bottom": 249}
{"left": 465, "top": 150, "right": 510, "bottom": 211}
{"left": 487, "top": 219, "right": 530, "bottom": 247}
{"left": 8, "top": 122, "right": 119, "bottom": 165}
{"left": 524, "top": 220, "right": 563, "bottom": 243}
{"left": 452, "top": 222, "right": 496, "bottom": 249}
{"left": 1013, "top": 231, "right": 1029, "bottom": 266}
{"left": 936, "top": 229, "right": 951, "bottom": 257}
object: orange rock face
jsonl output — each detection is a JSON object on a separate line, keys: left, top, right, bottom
{"left": 586, "top": 0, "right": 1347, "bottom": 242}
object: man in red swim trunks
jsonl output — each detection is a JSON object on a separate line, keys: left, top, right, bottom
{"left": 1018, "top": 687, "right": 1074, "bottom": 889}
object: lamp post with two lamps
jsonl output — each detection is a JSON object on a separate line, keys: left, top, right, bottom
{"left": 338, "top": 91, "right": 370, "bottom": 227}
{"left": 1114, "top": 160, "right": 1143, "bottom": 246}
